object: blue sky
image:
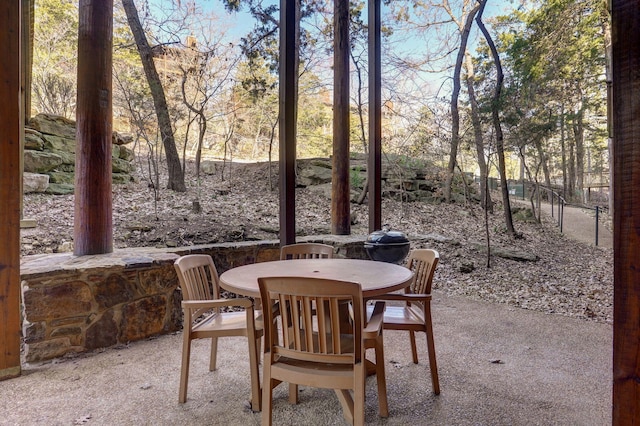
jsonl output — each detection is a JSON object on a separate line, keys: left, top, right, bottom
{"left": 145, "top": 0, "right": 518, "bottom": 98}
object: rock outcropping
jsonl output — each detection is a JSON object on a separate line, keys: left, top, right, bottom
{"left": 23, "top": 113, "right": 135, "bottom": 194}
{"left": 294, "top": 154, "right": 473, "bottom": 204}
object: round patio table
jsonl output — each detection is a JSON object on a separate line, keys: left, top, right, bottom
{"left": 219, "top": 258, "right": 413, "bottom": 298}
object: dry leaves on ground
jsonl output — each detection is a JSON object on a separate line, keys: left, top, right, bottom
{"left": 21, "top": 161, "right": 613, "bottom": 324}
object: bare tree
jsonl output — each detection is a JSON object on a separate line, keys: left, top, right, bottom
{"left": 121, "top": 0, "right": 186, "bottom": 192}
{"left": 443, "top": 1, "right": 480, "bottom": 202}
{"left": 476, "top": 0, "right": 516, "bottom": 236}
{"left": 465, "top": 50, "right": 492, "bottom": 212}
{"left": 174, "top": 10, "right": 241, "bottom": 178}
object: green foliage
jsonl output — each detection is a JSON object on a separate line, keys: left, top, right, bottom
{"left": 350, "top": 165, "right": 365, "bottom": 189}
{"left": 32, "top": 0, "right": 79, "bottom": 117}
{"left": 473, "top": 0, "right": 608, "bottom": 188}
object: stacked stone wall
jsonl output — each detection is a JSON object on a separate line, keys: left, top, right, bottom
{"left": 20, "top": 235, "right": 369, "bottom": 362}
{"left": 23, "top": 113, "right": 135, "bottom": 195}
{"left": 295, "top": 154, "right": 478, "bottom": 204}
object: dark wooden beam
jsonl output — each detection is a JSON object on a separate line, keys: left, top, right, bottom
{"left": 279, "top": 0, "right": 297, "bottom": 246}
{"left": 0, "top": 0, "right": 22, "bottom": 380}
{"left": 368, "top": 0, "right": 382, "bottom": 233}
{"left": 20, "top": 0, "right": 34, "bottom": 227}
{"left": 612, "top": 0, "right": 640, "bottom": 422}
{"left": 21, "top": 0, "right": 32, "bottom": 122}
{"left": 331, "top": 0, "right": 351, "bottom": 235}
{"left": 74, "top": 0, "right": 113, "bottom": 255}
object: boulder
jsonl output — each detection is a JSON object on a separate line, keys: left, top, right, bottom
{"left": 24, "top": 150, "right": 63, "bottom": 173}
{"left": 56, "top": 163, "right": 75, "bottom": 173}
{"left": 113, "top": 157, "right": 134, "bottom": 174}
{"left": 28, "top": 113, "right": 76, "bottom": 139}
{"left": 298, "top": 164, "right": 333, "bottom": 186}
{"left": 24, "top": 128, "right": 45, "bottom": 150}
{"left": 42, "top": 134, "right": 76, "bottom": 153}
{"left": 307, "top": 182, "right": 332, "bottom": 199}
{"left": 49, "top": 149, "right": 75, "bottom": 165}
{"left": 48, "top": 171, "right": 74, "bottom": 185}
{"left": 46, "top": 183, "right": 75, "bottom": 195}
{"left": 23, "top": 172, "right": 49, "bottom": 193}
{"left": 112, "top": 131, "right": 133, "bottom": 145}
{"left": 201, "top": 161, "right": 217, "bottom": 175}
{"left": 119, "top": 145, "right": 135, "bottom": 161}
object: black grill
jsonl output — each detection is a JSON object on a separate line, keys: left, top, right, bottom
{"left": 364, "top": 225, "right": 410, "bottom": 264}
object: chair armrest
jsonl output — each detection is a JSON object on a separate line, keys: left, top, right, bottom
{"left": 181, "top": 298, "right": 253, "bottom": 310}
{"left": 363, "top": 301, "right": 385, "bottom": 338}
{"left": 369, "top": 293, "right": 431, "bottom": 302}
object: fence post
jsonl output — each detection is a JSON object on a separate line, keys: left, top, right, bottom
{"left": 551, "top": 190, "right": 554, "bottom": 218}
{"left": 536, "top": 184, "right": 541, "bottom": 221}
{"left": 560, "top": 200, "right": 564, "bottom": 233}
{"left": 595, "top": 206, "right": 599, "bottom": 246}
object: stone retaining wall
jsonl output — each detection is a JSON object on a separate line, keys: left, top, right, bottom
{"left": 20, "top": 235, "right": 369, "bottom": 362}
{"left": 293, "top": 155, "right": 478, "bottom": 204}
{"left": 23, "top": 113, "right": 135, "bottom": 195}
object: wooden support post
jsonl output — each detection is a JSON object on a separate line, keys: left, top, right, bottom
{"left": 21, "top": 0, "right": 32, "bottom": 123}
{"left": 368, "top": 0, "right": 382, "bottom": 233}
{"left": 331, "top": 0, "right": 350, "bottom": 235}
{"left": 74, "top": 0, "right": 113, "bottom": 255}
{"left": 279, "top": 0, "right": 297, "bottom": 246}
{"left": 0, "top": 0, "right": 22, "bottom": 380}
{"left": 20, "top": 0, "right": 36, "bottom": 229}
{"left": 612, "top": 0, "right": 640, "bottom": 422}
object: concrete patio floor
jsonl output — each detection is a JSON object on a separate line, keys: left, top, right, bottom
{"left": 3, "top": 291, "right": 611, "bottom": 425}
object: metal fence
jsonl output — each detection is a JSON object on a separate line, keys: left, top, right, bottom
{"left": 540, "top": 186, "right": 608, "bottom": 247}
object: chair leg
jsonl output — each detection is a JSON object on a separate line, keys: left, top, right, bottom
{"left": 248, "top": 335, "right": 262, "bottom": 411}
{"left": 373, "top": 334, "right": 389, "bottom": 418}
{"left": 261, "top": 358, "right": 274, "bottom": 426}
{"left": 179, "top": 335, "right": 192, "bottom": 403}
{"left": 335, "top": 389, "right": 355, "bottom": 424}
{"left": 409, "top": 330, "right": 419, "bottom": 364}
{"left": 288, "top": 384, "right": 299, "bottom": 404}
{"left": 353, "top": 364, "right": 365, "bottom": 426}
{"left": 425, "top": 308, "right": 440, "bottom": 395}
{"left": 209, "top": 337, "right": 218, "bottom": 371}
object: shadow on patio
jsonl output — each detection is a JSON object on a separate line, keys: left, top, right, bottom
{"left": 3, "top": 291, "right": 611, "bottom": 425}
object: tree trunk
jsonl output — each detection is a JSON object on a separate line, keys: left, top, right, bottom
{"left": 568, "top": 130, "right": 576, "bottom": 199}
{"left": 600, "top": 3, "right": 613, "bottom": 215}
{"left": 476, "top": 0, "right": 515, "bottom": 236}
{"left": 465, "top": 51, "right": 492, "bottom": 212}
{"left": 573, "top": 93, "right": 586, "bottom": 199}
{"left": 121, "top": 0, "right": 185, "bottom": 192}
{"left": 534, "top": 138, "right": 551, "bottom": 187}
{"left": 560, "top": 105, "right": 567, "bottom": 196}
{"left": 444, "top": 5, "right": 480, "bottom": 202}
{"left": 179, "top": 70, "right": 206, "bottom": 178}
{"left": 195, "top": 115, "right": 206, "bottom": 178}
